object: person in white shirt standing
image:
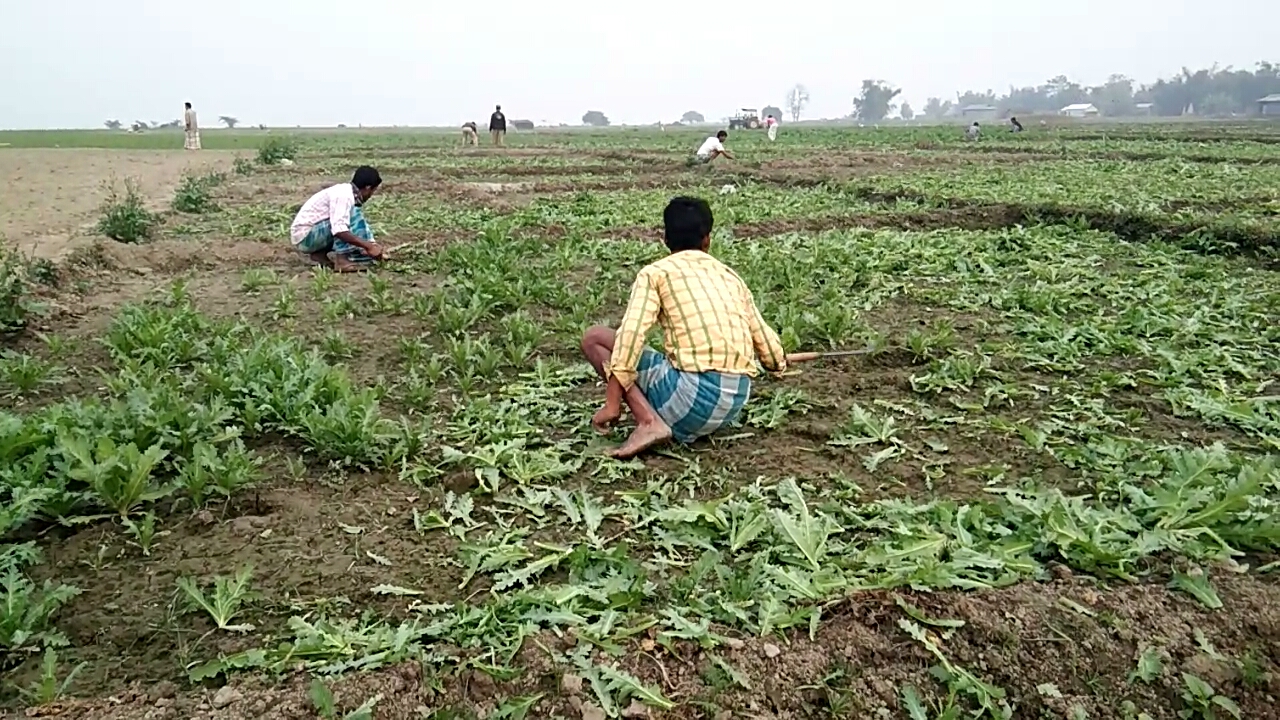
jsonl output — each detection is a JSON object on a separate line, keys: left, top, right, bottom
{"left": 290, "top": 166, "right": 386, "bottom": 272}
{"left": 765, "top": 114, "right": 779, "bottom": 142}
{"left": 694, "top": 130, "right": 734, "bottom": 164}
{"left": 183, "top": 102, "right": 201, "bottom": 151}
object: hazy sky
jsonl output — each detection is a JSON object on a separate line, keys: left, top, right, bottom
{"left": 6, "top": 0, "right": 1276, "bottom": 129}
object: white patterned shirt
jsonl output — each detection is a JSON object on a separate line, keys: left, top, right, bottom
{"left": 290, "top": 183, "right": 356, "bottom": 245}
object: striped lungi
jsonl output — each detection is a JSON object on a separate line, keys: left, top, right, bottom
{"left": 291, "top": 206, "right": 377, "bottom": 265}
{"left": 635, "top": 348, "right": 751, "bottom": 443}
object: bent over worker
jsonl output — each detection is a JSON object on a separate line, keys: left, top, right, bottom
{"left": 289, "top": 166, "right": 385, "bottom": 272}
{"left": 462, "top": 121, "right": 478, "bottom": 145}
{"left": 581, "top": 197, "right": 787, "bottom": 459}
{"left": 694, "top": 130, "right": 734, "bottom": 164}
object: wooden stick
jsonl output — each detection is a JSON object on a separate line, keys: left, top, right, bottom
{"left": 786, "top": 346, "right": 876, "bottom": 364}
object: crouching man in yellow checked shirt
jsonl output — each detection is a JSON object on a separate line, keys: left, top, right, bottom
{"left": 581, "top": 197, "right": 788, "bottom": 458}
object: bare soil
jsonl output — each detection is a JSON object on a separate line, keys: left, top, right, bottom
{"left": 0, "top": 149, "right": 239, "bottom": 261}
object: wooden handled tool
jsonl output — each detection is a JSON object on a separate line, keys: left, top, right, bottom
{"left": 786, "top": 347, "right": 876, "bottom": 364}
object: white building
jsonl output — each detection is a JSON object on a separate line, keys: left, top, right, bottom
{"left": 1059, "top": 103, "right": 1100, "bottom": 118}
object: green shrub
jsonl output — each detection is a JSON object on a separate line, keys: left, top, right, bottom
{"left": 0, "top": 246, "right": 41, "bottom": 334}
{"left": 171, "top": 174, "right": 220, "bottom": 214}
{"left": 0, "top": 545, "right": 80, "bottom": 662}
{"left": 257, "top": 136, "right": 299, "bottom": 165}
{"left": 233, "top": 157, "right": 255, "bottom": 175}
{"left": 96, "top": 179, "right": 157, "bottom": 243}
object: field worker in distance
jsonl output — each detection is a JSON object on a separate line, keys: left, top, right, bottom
{"left": 581, "top": 197, "right": 788, "bottom": 459}
{"left": 462, "top": 121, "right": 479, "bottom": 146}
{"left": 290, "top": 166, "right": 385, "bottom": 272}
{"left": 966, "top": 121, "right": 981, "bottom": 141}
{"left": 183, "top": 102, "right": 200, "bottom": 151}
{"left": 765, "top": 114, "right": 779, "bottom": 141}
{"left": 1010, "top": 116, "right": 1024, "bottom": 133}
{"left": 695, "top": 130, "right": 734, "bottom": 164}
{"left": 490, "top": 105, "right": 507, "bottom": 147}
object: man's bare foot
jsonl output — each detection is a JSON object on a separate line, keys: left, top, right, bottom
{"left": 592, "top": 405, "right": 623, "bottom": 435}
{"left": 333, "top": 256, "right": 372, "bottom": 273}
{"left": 606, "top": 420, "right": 672, "bottom": 459}
{"left": 309, "top": 251, "right": 334, "bottom": 268}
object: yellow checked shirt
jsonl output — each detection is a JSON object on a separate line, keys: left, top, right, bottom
{"left": 607, "top": 250, "right": 787, "bottom": 390}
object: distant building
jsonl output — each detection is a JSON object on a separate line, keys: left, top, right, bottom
{"left": 1257, "top": 94, "right": 1280, "bottom": 116}
{"left": 1060, "top": 103, "right": 1100, "bottom": 118}
{"left": 512, "top": 119, "right": 535, "bottom": 131}
{"left": 1134, "top": 103, "right": 1154, "bottom": 116}
{"left": 960, "top": 104, "right": 998, "bottom": 120}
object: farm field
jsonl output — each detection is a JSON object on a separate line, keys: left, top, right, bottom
{"left": 1, "top": 123, "right": 1279, "bottom": 720}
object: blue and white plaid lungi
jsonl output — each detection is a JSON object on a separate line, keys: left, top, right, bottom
{"left": 635, "top": 348, "right": 751, "bottom": 443}
{"left": 293, "top": 206, "right": 376, "bottom": 265}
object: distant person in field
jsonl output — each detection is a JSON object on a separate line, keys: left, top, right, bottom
{"left": 183, "top": 102, "right": 200, "bottom": 151}
{"left": 965, "top": 121, "right": 981, "bottom": 141}
{"left": 489, "top": 105, "right": 507, "bottom": 147}
{"left": 290, "top": 166, "right": 385, "bottom": 273}
{"left": 581, "top": 197, "right": 787, "bottom": 459}
{"left": 1010, "top": 116, "right": 1024, "bottom": 133}
{"left": 695, "top": 130, "right": 734, "bottom": 164}
{"left": 462, "top": 121, "right": 478, "bottom": 146}
{"left": 765, "top": 114, "right": 779, "bottom": 142}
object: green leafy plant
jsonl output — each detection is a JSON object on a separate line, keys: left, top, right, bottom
{"left": 1179, "top": 673, "right": 1241, "bottom": 719}
{"left": 257, "top": 136, "right": 299, "bottom": 165}
{"left": 0, "top": 549, "right": 81, "bottom": 659}
{"left": 0, "top": 351, "right": 64, "bottom": 399}
{"left": 171, "top": 173, "right": 220, "bottom": 214}
{"left": 176, "top": 566, "right": 256, "bottom": 633}
{"left": 56, "top": 435, "right": 171, "bottom": 518}
{"left": 309, "top": 678, "right": 382, "bottom": 720}
{"left": 177, "top": 440, "right": 262, "bottom": 508}
{"left": 239, "top": 268, "right": 278, "bottom": 294}
{"left": 0, "top": 245, "right": 42, "bottom": 333}
{"left": 122, "top": 511, "right": 168, "bottom": 556}
{"left": 12, "top": 648, "right": 86, "bottom": 706}
{"left": 96, "top": 178, "right": 158, "bottom": 243}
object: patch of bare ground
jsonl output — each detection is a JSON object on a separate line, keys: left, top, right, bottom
{"left": 37, "top": 576, "right": 1280, "bottom": 719}
{"left": 0, "top": 149, "right": 240, "bottom": 262}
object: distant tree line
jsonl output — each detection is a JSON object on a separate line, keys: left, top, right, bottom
{"left": 917, "top": 62, "right": 1280, "bottom": 119}
{"left": 104, "top": 115, "right": 243, "bottom": 130}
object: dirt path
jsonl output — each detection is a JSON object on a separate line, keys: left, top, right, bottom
{"left": 0, "top": 149, "right": 238, "bottom": 260}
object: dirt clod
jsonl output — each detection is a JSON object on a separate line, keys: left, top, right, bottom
{"left": 210, "top": 686, "right": 241, "bottom": 709}
{"left": 1183, "top": 652, "right": 1240, "bottom": 687}
{"left": 763, "top": 643, "right": 782, "bottom": 659}
{"left": 622, "top": 700, "right": 651, "bottom": 718}
{"left": 579, "top": 701, "right": 607, "bottom": 720}
{"left": 230, "top": 515, "right": 271, "bottom": 535}
{"left": 561, "top": 673, "right": 584, "bottom": 695}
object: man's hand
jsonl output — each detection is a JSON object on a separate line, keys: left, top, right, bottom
{"left": 366, "top": 243, "right": 384, "bottom": 260}
{"left": 592, "top": 401, "right": 623, "bottom": 434}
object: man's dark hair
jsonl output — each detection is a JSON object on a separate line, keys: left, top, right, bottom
{"left": 716, "top": 130, "right": 728, "bottom": 140}
{"left": 352, "top": 166, "right": 382, "bottom": 189}
{"left": 184, "top": 102, "right": 192, "bottom": 109}
{"left": 663, "top": 196, "right": 714, "bottom": 252}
